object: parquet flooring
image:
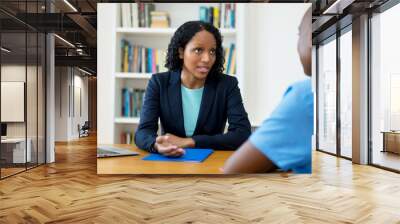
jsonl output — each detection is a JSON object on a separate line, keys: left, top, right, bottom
{"left": 0, "top": 135, "right": 400, "bottom": 223}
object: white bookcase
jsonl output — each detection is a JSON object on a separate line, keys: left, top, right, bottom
{"left": 98, "top": 3, "right": 310, "bottom": 144}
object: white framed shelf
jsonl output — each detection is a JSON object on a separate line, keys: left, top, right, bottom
{"left": 115, "top": 73, "right": 152, "bottom": 79}
{"left": 115, "top": 117, "right": 140, "bottom": 124}
{"left": 116, "top": 27, "right": 236, "bottom": 37}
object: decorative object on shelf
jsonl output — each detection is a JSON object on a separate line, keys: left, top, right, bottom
{"left": 150, "top": 11, "right": 170, "bottom": 28}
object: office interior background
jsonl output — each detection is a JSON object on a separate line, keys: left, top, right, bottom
{"left": 97, "top": 3, "right": 309, "bottom": 147}
{"left": 0, "top": 0, "right": 400, "bottom": 222}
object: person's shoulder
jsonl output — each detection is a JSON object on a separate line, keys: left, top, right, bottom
{"left": 284, "top": 78, "right": 312, "bottom": 97}
{"left": 289, "top": 78, "right": 312, "bottom": 93}
{"left": 213, "top": 73, "right": 238, "bottom": 87}
{"left": 151, "top": 71, "right": 170, "bottom": 81}
{"left": 283, "top": 78, "right": 313, "bottom": 115}
{"left": 150, "top": 71, "right": 177, "bottom": 86}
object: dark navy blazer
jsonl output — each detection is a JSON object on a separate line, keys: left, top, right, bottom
{"left": 134, "top": 70, "right": 251, "bottom": 152}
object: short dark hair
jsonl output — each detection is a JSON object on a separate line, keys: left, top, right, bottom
{"left": 165, "top": 21, "right": 224, "bottom": 77}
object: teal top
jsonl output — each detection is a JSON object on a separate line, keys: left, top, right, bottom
{"left": 181, "top": 85, "right": 204, "bottom": 137}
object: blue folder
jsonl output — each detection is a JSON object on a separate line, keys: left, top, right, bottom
{"left": 142, "top": 148, "right": 214, "bottom": 163}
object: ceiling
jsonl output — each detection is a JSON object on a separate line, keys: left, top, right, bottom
{"left": 0, "top": 0, "right": 395, "bottom": 75}
{"left": 0, "top": 0, "right": 97, "bottom": 74}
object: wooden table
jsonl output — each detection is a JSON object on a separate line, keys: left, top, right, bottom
{"left": 97, "top": 144, "right": 233, "bottom": 174}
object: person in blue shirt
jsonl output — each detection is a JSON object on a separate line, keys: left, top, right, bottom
{"left": 135, "top": 21, "right": 251, "bottom": 157}
{"left": 223, "top": 7, "right": 313, "bottom": 173}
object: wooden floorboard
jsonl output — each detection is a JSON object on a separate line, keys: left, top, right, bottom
{"left": 0, "top": 134, "right": 400, "bottom": 223}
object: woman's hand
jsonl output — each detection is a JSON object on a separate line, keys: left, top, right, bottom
{"left": 154, "top": 135, "right": 185, "bottom": 157}
{"left": 165, "top": 133, "right": 195, "bottom": 148}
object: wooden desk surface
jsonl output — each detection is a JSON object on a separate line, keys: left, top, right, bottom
{"left": 97, "top": 144, "right": 233, "bottom": 174}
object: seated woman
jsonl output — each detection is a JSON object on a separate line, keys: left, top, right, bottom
{"left": 135, "top": 21, "right": 251, "bottom": 157}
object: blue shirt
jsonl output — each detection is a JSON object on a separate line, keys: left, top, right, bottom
{"left": 249, "top": 79, "right": 314, "bottom": 173}
{"left": 181, "top": 85, "right": 204, "bottom": 137}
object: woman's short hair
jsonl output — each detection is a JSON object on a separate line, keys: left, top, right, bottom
{"left": 165, "top": 21, "right": 224, "bottom": 77}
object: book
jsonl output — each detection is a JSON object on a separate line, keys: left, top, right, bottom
{"left": 131, "top": 3, "right": 138, "bottom": 27}
{"left": 120, "top": 3, "right": 131, "bottom": 27}
{"left": 213, "top": 7, "right": 220, "bottom": 28}
{"left": 199, "top": 6, "right": 208, "bottom": 22}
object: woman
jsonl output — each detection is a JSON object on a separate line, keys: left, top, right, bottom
{"left": 223, "top": 7, "right": 313, "bottom": 173}
{"left": 135, "top": 21, "right": 251, "bottom": 157}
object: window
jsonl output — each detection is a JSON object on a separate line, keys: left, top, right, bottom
{"left": 339, "top": 29, "right": 352, "bottom": 158}
{"left": 370, "top": 2, "right": 400, "bottom": 171}
{"left": 317, "top": 36, "right": 337, "bottom": 154}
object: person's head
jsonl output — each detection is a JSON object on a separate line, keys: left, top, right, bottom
{"left": 165, "top": 21, "right": 224, "bottom": 80}
{"left": 297, "top": 7, "right": 312, "bottom": 76}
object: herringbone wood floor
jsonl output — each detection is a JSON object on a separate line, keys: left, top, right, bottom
{"left": 1, "top": 135, "right": 400, "bottom": 223}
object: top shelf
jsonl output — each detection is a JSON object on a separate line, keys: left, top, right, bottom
{"left": 116, "top": 27, "right": 236, "bottom": 37}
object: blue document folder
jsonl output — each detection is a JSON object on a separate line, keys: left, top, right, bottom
{"left": 142, "top": 148, "right": 214, "bottom": 163}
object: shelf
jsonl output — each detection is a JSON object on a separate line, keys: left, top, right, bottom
{"left": 115, "top": 117, "right": 140, "bottom": 124}
{"left": 116, "top": 27, "right": 236, "bottom": 37}
{"left": 115, "top": 73, "right": 152, "bottom": 79}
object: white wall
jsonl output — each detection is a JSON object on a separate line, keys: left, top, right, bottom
{"left": 241, "top": 4, "right": 310, "bottom": 126}
{"left": 97, "top": 4, "right": 117, "bottom": 145}
{"left": 1, "top": 65, "right": 36, "bottom": 137}
{"left": 54, "top": 67, "right": 89, "bottom": 141}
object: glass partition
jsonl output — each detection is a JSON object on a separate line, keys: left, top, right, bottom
{"left": 339, "top": 29, "right": 352, "bottom": 158}
{"left": 370, "top": 3, "right": 400, "bottom": 171}
{"left": 317, "top": 36, "right": 337, "bottom": 155}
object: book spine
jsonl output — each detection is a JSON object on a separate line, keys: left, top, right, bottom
{"left": 139, "top": 3, "right": 145, "bottom": 27}
{"left": 128, "top": 44, "right": 133, "bottom": 72}
{"left": 199, "top": 6, "right": 208, "bottom": 22}
{"left": 131, "top": 3, "right": 138, "bottom": 27}
{"left": 121, "top": 40, "right": 125, "bottom": 72}
{"left": 124, "top": 42, "right": 129, "bottom": 73}
{"left": 231, "top": 3, "right": 236, "bottom": 28}
{"left": 213, "top": 7, "right": 219, "bottom": 28}
{"left": 152, "top": 48, "right": 156, "bottom": 73}
{"left": 231, "top": 47, "right": 236, "bottom": 75}
{"left": 133, "top": 46, "right": 138, "bottom": 72}
{"left": 142, "top": 47, "right": 146, "bottom": 73}
{"left": 227, "top": 43, "right": 235, "bottom": 74}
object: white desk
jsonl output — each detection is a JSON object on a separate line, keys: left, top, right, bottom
{"left": 1, "top": 138, "right": 31, "bottom": 163}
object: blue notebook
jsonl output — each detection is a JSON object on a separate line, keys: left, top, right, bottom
{"left": 142, "top": 148, "right": 214, "bottom": 163}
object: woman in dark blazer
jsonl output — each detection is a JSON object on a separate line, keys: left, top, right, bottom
{"left": 135, "top": 21, "right": 251, "bottom": 157}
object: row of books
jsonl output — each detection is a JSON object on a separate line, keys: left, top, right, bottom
{"left": 224, "top": 43, "right": 236, "bottom": 75}
{"left": 121, "top": 39, "right": 168, "bottom": 73}
{"left": 122, "top": 88, "right": 145, "bottom": 118}
{"left": 121, "top": 40, "right": 236, "bottom": 75}
{"left": 120, "top": 131, "right": 135, "bottom": 145}
{"left": 121, "top": 3, "right": 235, "bottom": 29}
{"left": 199, "top": 3, "right": 236, "bottom": 29}
{"left": 121, "top": 3, "right": 170, "bottom": 28}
